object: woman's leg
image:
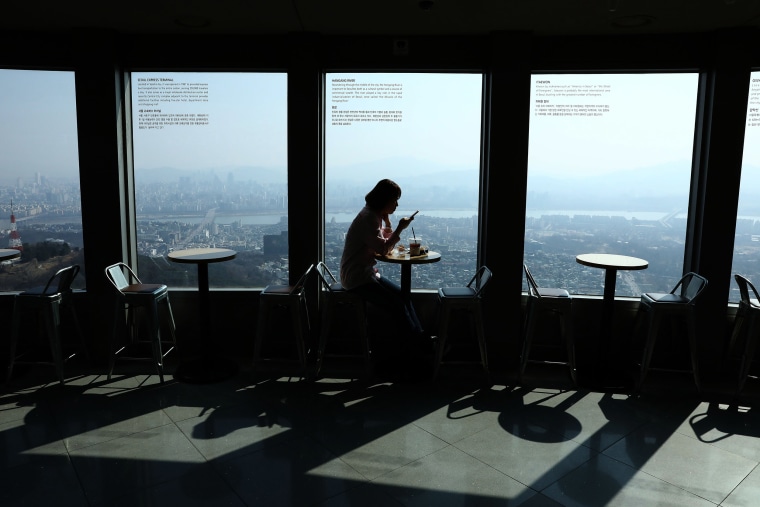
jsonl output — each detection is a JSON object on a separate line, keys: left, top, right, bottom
{"left": 376, "top": 275, "right": 423, "bottom": 334}
{"left": 349, "top": 276, "right": 423, "bottom": 336}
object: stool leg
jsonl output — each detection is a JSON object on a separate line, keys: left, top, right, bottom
{"left": 737, "top": 313, "right": 758, "bottom": 396}
{"left": 66, "top": 297, "right": 88, "bottom": 364}
{"left": 108, "top": 300, "right": 122, "bottom": 380}
{"left": 473, "top": 301, "right": 489, "bottom": 379}
{"left": 291, "top": 297, "right": 309, "bottom": 373}
{"left": 6, "top": 298, "right": 20, "bottom": 383}
{"left": 254, "top": 295, "right": 310, "bottom": 376}
{"left": 356, "top": 301, "right": 372, "bottom": 379}
{"left": 164, "top": 294, "right": 177, "bottom": 349}
{"left": 45, "top": 302, "right": 65, "bottom": 385}
{"left": 561, "top": 305, "right": 577, "bottom": 385}
{"left": 316, "top": 295, "right": 371, "bottom": 380}
{"left": 148, "top": 299, "right": 165, "bottom": 384}
{"left": 520, "top": 299, "right": 538, "bottom": 382}
{"left": 253, "top": 300, "right": 268, "bottom": 367}
{"left": 433, "top": 302, "right": 450, "bottom": 380}
{"left": 636, "top": 310, "right": 659, "bottom": 394}
{"left": 316, "top": 299, "right": 334, "bottom": 377}
{"left": 687, "top": 310, "right": 701, "bottom": 393}
{"left": 726, "top": 306, "right": 746, "bottom": 372}
{"left": 302, "top": 297, "right": 311, "bottom": 362}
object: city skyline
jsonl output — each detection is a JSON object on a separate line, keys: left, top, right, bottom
{"left": 11, "top": 158, "right": 760, "bottom": 217}
{"left": 1, "top": 173, "right": 758, "bottom": 301}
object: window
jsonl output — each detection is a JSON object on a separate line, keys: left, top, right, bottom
{"left": 731, "top": 71, "right": 760, "bottom": 301}
{"left": 325, "top": 72, "right": 483, "bottom": 289}
{"left": 130, "top": 72, "right": 288, "bottom": 288}
{"left": 0, "top": 69, "right": 84, "bottom": 291}
{"left": 525, "top": 73, "right": 699, "bottom": 296}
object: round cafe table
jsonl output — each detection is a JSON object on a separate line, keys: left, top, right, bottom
{"left": 0, "top": 248, "right": 21, "bottom": 262}
{"left": 375, "top": 248, "right": 441, "bottom": 299}
{"left": 576, "top": 253, "right": 648, "bottom": 391}
{"left": 168, "top": 247, "right": 237, "bottom": 383}
{"left": 576, "top": 253, "right": 648, "bottom": 324}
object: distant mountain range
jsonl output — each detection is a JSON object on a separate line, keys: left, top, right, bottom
{"left": 134, "top": 165, "right": 284, "bottom": 185}
{"left": 133, "top": 158, "right": 760, "bottom": 214}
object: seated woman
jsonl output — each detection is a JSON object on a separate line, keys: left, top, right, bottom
{"left": 340, "top": 179, "right": 429, "bottom": 349}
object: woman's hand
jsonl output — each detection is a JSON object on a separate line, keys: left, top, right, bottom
{"left": 397, "top": 216, "right": 414, "bottom": 231}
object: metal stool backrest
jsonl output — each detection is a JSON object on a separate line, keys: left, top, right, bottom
{"left": 261, "top": 263, "right": 315, "bottom": 296}
{"left": 315, "top": 261, "right": 340, "bottom": 291}
{"left": 28, "top": 264, "right": 80, "bottom": 297}
{"left": 523, "top": 263, "right": 541, "bottom": 298}
{"left": 439, "top": 265, "right": 492, "bottom": 300}
{"left": 291, "top": 263, "right": 315, "bottom": 295}
{"left": 105, "top": 262, "right": 140, "bottom": 292}
{"left": 470, "top": 265, "right": 492, "bottom": 297}
{"left": 670, "top": 272, "right": 708, "bottom": 303}
{"left": 525, "top": 262, "right": 572, "bottom": 296}
{"left": 735, "top": 274, "right": 760, "bottom": 307}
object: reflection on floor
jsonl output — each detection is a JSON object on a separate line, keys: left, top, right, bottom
{"left": 2, "top": 358, "right": 760, "bottom": 507}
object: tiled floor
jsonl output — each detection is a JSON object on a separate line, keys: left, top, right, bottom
{"left": 2, "top": 357, "right": 760, "bottom": 506}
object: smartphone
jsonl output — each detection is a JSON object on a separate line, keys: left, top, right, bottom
{"left": 411, "top": 210, "right": 419, "bottom": 218}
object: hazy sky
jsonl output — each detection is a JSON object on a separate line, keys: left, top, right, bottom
{"left": 325, "top": 72, "right": 482, "bottom": 172}
{"left": 131, "top": 72, "right": 288, "bottom": 171}
{"left": 129, "top": 71, "right": 483, "bottom": 184}
{"left": 0, "top": 70, "right": 79, "bottom": 181}
{"left": 528, "top": 72, "right": 700, "bottom": 177}
{"left": 4, "top": 68, "right": 760, "bottom": 184}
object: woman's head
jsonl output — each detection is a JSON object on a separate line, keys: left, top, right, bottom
{"left": 365, "top": 179, "right": 402, "bottom": 212}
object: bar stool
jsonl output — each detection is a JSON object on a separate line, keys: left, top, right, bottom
{"left": 7, "top": 264, "right": 86, "bottom": 385}
{"left": 632, "top": 272, "right": 708, "bottom": 395}
{"left": 727, "top": 274, "right": 760, "bottom": 396}
{"left": 433, "top": 265, "right": 492, "bottom": 380}
{"left": 254, "top": 264, "right": 314, "bottom": 376}
{"left": 313, "top": 262, "right": 371, "bottom": 379}
{"left": 520, "top": 263, "right": 576, "bottom": 385}
{"left": 105, "top": 262, "right": 176, "bottom": 383}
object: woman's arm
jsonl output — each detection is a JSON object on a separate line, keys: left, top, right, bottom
{"left": 374, "top": 216, "right": 414, "bottom": 255}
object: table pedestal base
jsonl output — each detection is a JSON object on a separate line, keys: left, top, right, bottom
{"left": 174, "top": 355, "right": 239, "bottom": 384}
{"left": 167, "top": 249, "right": 239, "bottom": 384}
{"left": 574, "top": 254, "right": 648, "bottom": 395}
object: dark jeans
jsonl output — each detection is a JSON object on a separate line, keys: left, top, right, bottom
{"left": 348, "top": 274, "right": 423, "bottom": 337}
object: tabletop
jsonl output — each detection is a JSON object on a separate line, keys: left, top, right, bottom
{"left": 0, "top": 248, "right": 21, "bottom": 261}
{"left": 576, "top": 253, "right": 648, "bottom": 271}
{"left": 168, "top": 247, "right": 237, "bottom": 264}
{"left": 376, "top": 249, "right": 442, "bottom": 265}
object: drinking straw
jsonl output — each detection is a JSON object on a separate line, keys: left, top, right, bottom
{"left": 412, "top": 227, "right": 416, "bottom": 240}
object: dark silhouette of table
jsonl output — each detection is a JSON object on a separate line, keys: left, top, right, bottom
{"left": 576, "top": 253, "right": 648, "bottom": 391}
{"left": 168, "top": 247, "right": 237, "bottom": 383}
{"left": 0, "top": 248, "right": 21, "bottom": 262}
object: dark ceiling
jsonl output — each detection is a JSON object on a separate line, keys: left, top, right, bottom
{"left": 2, "top": 0, "right": 759, "bottom": 38}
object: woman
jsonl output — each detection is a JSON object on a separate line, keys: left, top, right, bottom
{"left": 340, "top": 179, "right": 425, "bottom": 341}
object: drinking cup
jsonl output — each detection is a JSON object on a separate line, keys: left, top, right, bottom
{"left": 409, "top": 238, "right": 422, "bottom": 256}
